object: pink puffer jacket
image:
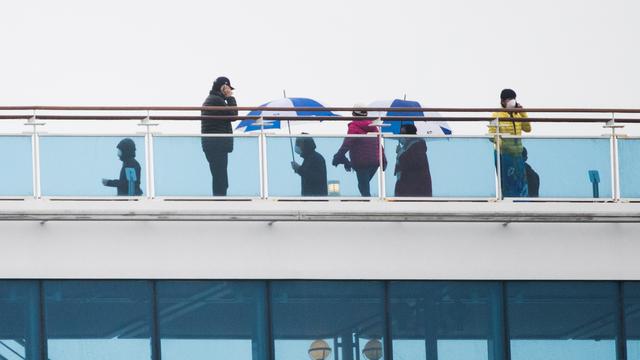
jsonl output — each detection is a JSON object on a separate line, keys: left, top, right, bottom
{"left": 334, "top": 120, "right": 386, "bottom": 169}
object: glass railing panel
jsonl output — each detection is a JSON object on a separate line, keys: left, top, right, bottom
{"left": 618, "top": 138, "right": 640, "bottom": 199}
{"left": 266, "top": 135, "right": 381, "bottom": 198}
{"left": 39, "top": 136, "right": 146, "bottom": 197}
{"left": 153, "top": 135, "right": 260, "bottom": 197}
{"left": 383, "top": 136, "right": 496, "bottom": 198}
{"left": 0, "top": 135, "right": 33, "bottom": 196}
{"left": 505, "top": 137, "right": 612, "bottom": 199}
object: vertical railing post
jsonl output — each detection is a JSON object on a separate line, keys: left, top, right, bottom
{"left": 139, "top": 110, "right": 158, "bottom": 199}
{"left": 26, "top": 109, "right": 44, "bottom": 199}
{"left": 492, "top": 117, "right": 503, "bottom": 201}
{"left": 606, "top": 112, "right": 623, "bottom": 202}
{"left": 257, "top": 116, "right": 268, "bottom": 199}
{"left": 378, "top": 126, "right": 385, "bottom": 200}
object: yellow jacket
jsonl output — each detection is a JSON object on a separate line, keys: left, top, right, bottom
{"left": 488, "top": 111, "right": 531, "bottom": 155}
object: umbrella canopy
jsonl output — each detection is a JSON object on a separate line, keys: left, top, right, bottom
{"left": 236, "top": 97, "right": 338, "bottom": 132}
{"left": 369, "top": 99, "right": 452, "bottom": 135}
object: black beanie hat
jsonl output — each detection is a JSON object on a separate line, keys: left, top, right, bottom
{"left": 500, "top": 89, "right": 517, "bottom": 100}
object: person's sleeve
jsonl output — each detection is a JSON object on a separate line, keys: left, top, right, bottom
{"left": 363, "top": 124, "right": 380, "bottom": 133}
{"left": 297, "top": 157, "right": 324, "bottom": 181}
{"left": 520, "top": 112, "right": 532, "bottom": 132}
{"left": 135, "top": 164, "right": 142, "bottom": 191}
{"left": 334, "top": 137, "right": 352, "bottom": 158}
{"left": 225, "top": 96, "right": 238, "bottom": 116}
{"left": 202, "top": 96, "right": 227, "bottom": 115}
{"left": 295, "top": 159, "right": 311, "bottom": 176}
{"left": 488, "top": 112, "right": 499, "bottom": 134}
{"left": 104, "top": 179, "right": 120, "bottom": 187}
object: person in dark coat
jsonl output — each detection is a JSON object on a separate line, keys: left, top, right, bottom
{"left": 394, "top": 124, "right": 432, "bottom": 197}
{"left": 202, "top": 76, "right": 237, "bottom": 196}
{"left": 291, "top": 136, "right": 328, "bottom": 196}
{"left": 102, "top": 138, "right": 143, "bottom": 196}
{"left": 523, "top": 147, "right": 540, "bottom": 197}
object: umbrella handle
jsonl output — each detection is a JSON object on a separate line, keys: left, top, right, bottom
{"left": 288, "top": 120, "right": 295, "bottom": 161}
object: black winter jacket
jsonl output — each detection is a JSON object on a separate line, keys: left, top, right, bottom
{"left": 295, "top": 150, "right": 328, "bottom": 196}
{"left": 105, "top": 159, "right": 143, "bottom": 196}
{"left": 201, "top": 90, "right": 237, "bottom": 153}
{"left": 104, "top": 139, "right": 143, "bottom": 196}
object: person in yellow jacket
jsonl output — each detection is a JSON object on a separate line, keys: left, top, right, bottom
{"left": 488, "top": 89, "right": 531, "bottom": 197}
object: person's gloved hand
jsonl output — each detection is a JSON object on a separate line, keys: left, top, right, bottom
{"left": 344, "top": 160, "right": 352, "bottom": 172}
{"left": 291, "top": 161, "right": 301, "bottom": 172}
{"left": 101, "top": 178, "right": 109, "bottom": 186}
{"left": 332, "top": 153, "right": 341, "bottom": 167}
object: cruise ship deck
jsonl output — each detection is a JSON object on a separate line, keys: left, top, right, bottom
{"left": 0, "top": 106, "right": 639, "bottom": 360}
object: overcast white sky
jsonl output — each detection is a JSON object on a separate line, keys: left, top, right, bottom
{"left": 1, "top": 0, "right": 639, "bottom": 134}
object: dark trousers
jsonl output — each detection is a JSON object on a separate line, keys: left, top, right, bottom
{"left": 355, "top": 167, "right": 378, "bottom": 197}
{"left": 204, "top": 150, "right": 229, "bottom": 196}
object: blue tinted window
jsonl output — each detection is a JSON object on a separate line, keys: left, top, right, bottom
{"left": 0, "top": 281, "right": 41, "bottom": 360}
{"left": 44, "top": 280, "right": 153, "bottom": 360}
{"left": 271, "top": 281, "right": 386, "bottom": 360}
{"left": 389, "top": 281, "right": 504, "bottom": 360}
{"left": 507, "top": 282, "right": 617, "bottom": 360}
{"left": 157, "top": 281, "right": 268, "bottom": 360}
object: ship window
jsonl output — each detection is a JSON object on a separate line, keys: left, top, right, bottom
{"left": 623, "top": 282, "right": 640, "bottom": 359}
{"left": 156, "top": 281, "right": 268, "bottom": 360}
{"left": 389, "top": 281, "right": 504, "bottom": 360}
{"left": 0, "top": 281, "right": 41, "bottom": 360}
{"left": 507, "top": 281, "right": 618, "bottom": 360}
{"left": 270, "top": 281, "right": 386, "bottom": 360}
{"left": 44, "top": 280, "right": 153, "bottom": 360}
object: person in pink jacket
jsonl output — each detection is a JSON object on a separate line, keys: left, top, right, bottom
{"left": 332, "top": 104, "right": 386, "bottom": 197}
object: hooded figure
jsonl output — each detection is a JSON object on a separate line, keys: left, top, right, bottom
{"left": 394, "top": 124, "right": 432, "bottom": 197}
{"left": 291, "top": 137, "right": 328, "bottom": 196}
{"left": 201, "top": 76, "right": 237, "bottom": 196}
{"left": 332, "top": 105, "right": 387, "bottom": 197}
{"left": 102, "top": 138, "right": 143, "bottom": 196}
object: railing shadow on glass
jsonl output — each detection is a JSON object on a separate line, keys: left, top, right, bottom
{"left": 265, "top": 134, "right": 382, "bottom": 199}
{"left": 383, "top": 135, "right": 497, "bottom": 200}
{"left": 153, "top": 134, "right": 261, "bottom": 198}
{"left": 497, "top": 136, "right": 613, "bottom": 200}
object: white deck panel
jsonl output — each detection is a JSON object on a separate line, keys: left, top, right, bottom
{"left": 0, "top": 199, "right": 639, "bottom": 280}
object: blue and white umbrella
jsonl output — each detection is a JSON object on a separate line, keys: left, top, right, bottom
{"left": 369, "top": 99, "right": 452, "bottom": 135}
{"left": 236, "top": 97, "right": 338, "bottom": 132}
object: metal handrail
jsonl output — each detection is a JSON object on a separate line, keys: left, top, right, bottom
{"left": 1, "top": 105, "right": 640, "bottom": 113}
{"left": 2, "top": 106, "right": 639, "bottom": 124}
{"left": 0, "top": 114, "right": 639, "bottom": 123}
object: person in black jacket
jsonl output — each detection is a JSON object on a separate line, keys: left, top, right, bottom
{"left": 523, "top": 147, "right": 540, "bottom": 197}
{"left": 102, "top": 138, "right": 143, "bottom": 196}
{"left": 202, "top": 76, "right": 237, "bottom": 196}
{"left": 291, "top": 136, "right": 328, "bottom": 196}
